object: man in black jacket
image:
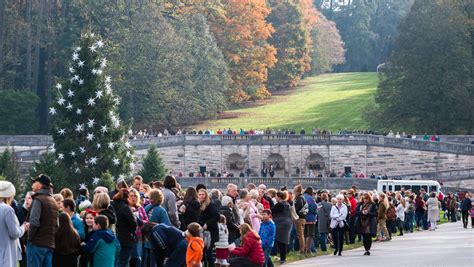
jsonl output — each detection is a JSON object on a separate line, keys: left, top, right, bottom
{"left": 27, "top": 174, "right": 58, "bottom": 267}
{"left": 460, "top": 193, "right": 472, "bottom": 228}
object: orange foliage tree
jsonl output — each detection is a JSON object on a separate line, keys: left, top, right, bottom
{"left": 267, "top": 0, "right": 318, "bottom": 90}
{"left": 209, "top": 0, "right": 277, "bottom": 103}
{"left": 299, "top": 0, "right": 319, "bottom": 73}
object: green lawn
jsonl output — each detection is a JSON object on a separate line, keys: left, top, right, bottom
{"left": 195, "top": 72, "right": 379, "bottom": 131}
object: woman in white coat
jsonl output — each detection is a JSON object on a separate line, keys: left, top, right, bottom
{"left": 426, "top": 192, "right": 440, "bottom": 231}
{"left": 330, "top": 194, "right": 348, "bottom": 256}
{"left": 0, "top": 181, "right": 28, "bottom": 267}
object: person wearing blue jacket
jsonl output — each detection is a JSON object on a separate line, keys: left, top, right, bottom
{"left": 63, "top": 199, "right": 85, "bottom": 240}
{"left": 143, "top": 189, "right": 171, "bottom": 266}
{"left": 259, "top": 209, "right": 276, "bottom": 267}
{"left": 145, "top": 189, "right": 171, "bottom": 225}
{"left": 81, "top": 215, "right": 120, "bottom": 267}
{"left": 303, "top": 187, "right": 318, "bottom": 254}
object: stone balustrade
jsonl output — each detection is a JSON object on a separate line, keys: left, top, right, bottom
{"left": 2, "top": 134, "right": 473, "bottom": 155}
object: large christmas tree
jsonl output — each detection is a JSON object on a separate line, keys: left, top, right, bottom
{"left": 48, "top": 33, "right": 134, "bottom": 188}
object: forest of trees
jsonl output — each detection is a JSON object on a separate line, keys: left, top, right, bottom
{"left": 365, "top": 0, "right": 473, "bottom": 134}
{"left": 0, "top": 0, "right": 471, "bottom": 134}
{"left": 0, "top": 0, "right": 346, "bottom": 133}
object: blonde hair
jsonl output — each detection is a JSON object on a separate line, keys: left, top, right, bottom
{"left": 149, "top": 189, "right": 164, "bottom": 205}
{"left": 198, "top": 189, "right": 211, "bottom": 211}
{"left": 293, "top": 184, "right": 303, "bottom": 195}
{"left": 141, "top": 184, "right": 151, "bottom": 197}
{"left": 249, "top": 189, "right": 259, "bottom": 199}
{"left": 129, "top": 188, "right": 141, "bottom": 207}
{"left": 379, "top": 193, "right": 389, "bottom": 209}
{"left": 399, "top": 197, "right": 406, "bottom": 208}
{"left": 0, "top": 197, "right": 13, "bottom": 205}
{"left": 53, "top": 193, "right": 64, "bottom": 203}
{"left": 92, "top": 192, "right": 111, "bottom": 211}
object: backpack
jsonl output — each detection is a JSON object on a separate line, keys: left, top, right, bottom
{"left": 299, "top": 203, "right": 309, "bottom": 216}
{"left": 296, "top": 196, "right": 308, "bottom": 217}
{"left": 387, "top": 205, "right": 396, "bottom": 221}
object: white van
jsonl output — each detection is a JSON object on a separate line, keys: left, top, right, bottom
{"left": 377, "top": 180, "right": 441, "bottom": 194}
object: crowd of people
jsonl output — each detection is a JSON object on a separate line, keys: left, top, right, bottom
{"left": 130, "top": 127, "right": 436, "bottom": 139}
{"left": 0, "top": 174, "right": 472, "bottom": 267}
{"left": 131, "top": 127, "right": 447, "bottom": 143}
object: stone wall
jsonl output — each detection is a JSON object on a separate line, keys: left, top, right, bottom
{"left": 4, "top": 134, "right": 473, "bottom": 183}
{"left": 149, "top": 144, "right": 474, "bottom": 178}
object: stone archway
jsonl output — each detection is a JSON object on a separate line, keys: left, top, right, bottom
{"left": 306, "top": 153, "right": 326, "bottom": 171}
{"left": 225, "top": 153, "right": 246, "bottom": 170}
{"left": 264, "top": 153, "right": 285, "bottom": 170}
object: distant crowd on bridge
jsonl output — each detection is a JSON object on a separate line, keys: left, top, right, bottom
{"left": 179, "top": 168, "right": 373, "bottom": 179}
{"left": 131, "top": 128, "right": 443, "bottom": 142}
{"left": 1, "top": 174, "right": 473, "bottom": 267}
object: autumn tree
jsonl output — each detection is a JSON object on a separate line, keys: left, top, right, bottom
{"left": 267, "top": 0, "right": 317, "bottom": 90}
{"left": 209, "top": 0, "right": 276, "bottom": 102}
{"left": 310, "top": 11, "right": 345, "bottom": 74}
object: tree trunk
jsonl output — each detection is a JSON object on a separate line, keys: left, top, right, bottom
{"left": 35, "top": 0, "right": 46, "bottom": 132}
{"left": 0, "top": 0, "right": 6, "bottom": 90}
{"left": 26, "top": 0, "right": 33, "bottom": 91}
{"left": 43, "top": 0, "right": 56, "bottom": 132}
{"left": 33, "top": 0, "right": 45, "bottom": 94}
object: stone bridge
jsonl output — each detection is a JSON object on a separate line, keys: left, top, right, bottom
{"left": 2, "top": 134, "right": 474, "bottom": 190}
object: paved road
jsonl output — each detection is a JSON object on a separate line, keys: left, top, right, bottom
{"left": 288, "top": 222, "right": 474, "bottom": 267}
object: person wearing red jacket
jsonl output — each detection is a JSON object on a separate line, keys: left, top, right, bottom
{"left": 348, "top": 189, "right": 358, "bottom": 244}
{"left": 229, "top": 223, "right": 264, "bottom": 267}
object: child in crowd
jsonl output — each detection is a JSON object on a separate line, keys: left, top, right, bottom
{"left": 53, "top": 193, "right": 64, "bottom": 213}
{"left": 83, "top": 211, "right": 95, "bottom": 238}
{"left": 258, "top": 209, "right": 276, "bottom": 267}
{"left": 185, "top": 222, "right": 205, "bottom": 267}
{"left": 80, "top": 211, "right": 96, "bottom": 267}
{"left": 215, "top": 215, "right": 230, "bottom": 267}
{"left": 81, "top": 215, "right": 120, "bottom": 267}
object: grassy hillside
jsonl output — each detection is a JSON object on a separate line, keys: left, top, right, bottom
{"left": 194, "top": 72, "right": 379, "bottom": 131}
